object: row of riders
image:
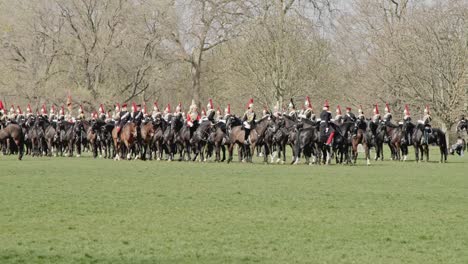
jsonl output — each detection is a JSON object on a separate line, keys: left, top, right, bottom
{"left": 0, "top": 98, "right": 466, "bottom": 164}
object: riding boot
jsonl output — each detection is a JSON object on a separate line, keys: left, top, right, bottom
{"left": 244, "top": 128, "right": 250, "bottom": 145}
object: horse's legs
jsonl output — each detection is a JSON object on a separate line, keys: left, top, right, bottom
{"left": 221, "top": 145, "right": 226, "bottom": 162}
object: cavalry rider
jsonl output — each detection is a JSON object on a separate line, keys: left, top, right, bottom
{"left": 98, "top": 104, "right": 106, "bottom": 121}
{"left": 39, "top": 104, "right": 48, "bottom": 121}
{"left": 262, "top": 106, "right": 270, "bottom": 119}
{"left": 142, "top": 104, "right": 150, "bottom": 119}
{"left": 288, "top": 98, "right": 297, "bottom": 119}
{"left": 419, "top": 105, "right": 432, "bottom": 144}
{"left": 105, "top": 110, "right": 113, "bottom": 123}
{"left": 116, "top": 103, "right": 130, "bottom": 136}
{"left": 216, "top": 107, "right": 222, "bottom": 122}
{"left": 242, "top": 98, "right": 255, "bottom": 145}
{"left": 300, "top": 96, "right": 314, "bottom": 121}
{"left": 131, "top": 102, "right": 143, "bottom": 126}
{"left": 151, "top": 102, "right": 161, "bottom": 120}
{"left": 0, "top": 100, "right": 6, "bottom": 125}
{"left": 16, "top": 106, "right": 25, "bottom": 123}
{"left": 273, "top": 101, "right": 281, "bottom": 118}
{"left": 372, "top": 103, "right": 381, "bottom": 124}
{"left": 206, "top": 99, "right": 216, "bottom": 124}
{"left": 49, "top": 105, "right": 57, "bottom": 122}
{"left": 58, "top": 106, "right": 66, "bottom": 121}
{"left": 26, "top": 104, "right": 33, "bottom": 118}
{"left": 186, "top": 99, "right": 201, "bottom": 137}
{"left": 320, "top": 100, "right": 335, "bottom": 146}
{"left": 352, "top": 105, "right": 366, "bottom": 138}
{"left": 163, "top": 103, "right": 172, "bottom": 122}
{"left": 187, "top": 100, "right": 200, "bottom": 125}
{"left": 113, "top": 103, "right": 121, "bottom": 123}
{"left": 76, "top": 105, "right": 86, "bottom": 121}
{"left": 383, "top": 103, "right": 392, "bottom": 123}
{"left": 8, "top": 104, "right": 17, "bottom": 123}
{"left": 343, "top": 107, "right": 356, "bottom": 123}
{"left": 174, "top": 102, "right": 183, "bottom": 118}
{"left": 335, "top": 105, "right": 343, "bottom": 124}
{"left": 402, "top": 104, "right": 412, "bottom": 145}
{"left": 222, "top": 104, "right": 231, "bottom": 121}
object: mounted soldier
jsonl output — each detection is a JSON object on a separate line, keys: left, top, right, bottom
{"left": 262, "top": 106, "right": 270, "bottom": 119}
{"left": 163, "top": 103, "right": 172, "bottom": 123}
{"left": 39, "top": 104, "right": 48, "bottom": 121}
{"left": 98, "top": 104, "right": 106, "bottom": 121}
{"left": 76, "top": 105, "right": 85, "bottom": 121}
{"left": 49, "top": 105, "right": 57, "bottom": 122}
{"left": 116, "top": 103, "right": 130, "bottom": 136}
{"left": 419, "top": 105, "right": 432, "bottom": 144}
{"left": 16, "top": 106, "right": 25, "bottom": 124}
{"left": 8, "top": 104, "right": 18, "bottom": 124}
{"left": 299, "top": 96, "right": 314, "bottom": 121}
{"left": 372, "top": 103, "right": 381, "bottom": 124}
{"left": 402, "top": 104, "right": 412, "bottom": 145}
{"left": 273, "top": 101, "right": 281, "bottom": 118}
{"left": 187, "top": 100, "right": 200, "bottom": 126}
{"left": 216, "top": 107, "right": 222, "bottom": 122}
{"left": 242, "top": 98, "right": 255, "bottom": 145}
{"left": 0, "top": 101, "right": 6, "bottom": 126}
{"left": 383, "top": 103, "right": 392, "bottom": 123}
{"left": 222, "top": 104, "right": 231, "bottom": 121}
{"left": 113, "top": 103, "right": 121, "bottom": 123}
{"left": 343, "top": 107, "right": 356, "bottom": 123}
{"left": 319, "top": 100, "right": 334, "bottom": 146}
{"left": 174, "top": 102, "right": 183, "bottom": 118}
{"left": 352, "top": 105, "right": 366, "bottom": 138}
{"left": 288, "top": 98, "right": 297, "bottom": 120}
{"left": 105, "top": 110, "right": 113, "bottom": 123}
{"left": 58, "top": 106, "right": 66, "bottom": 121}
{"left": 131, "top": 102, "right": 143, "bottom": 126}
{"left": 151, "top": 102, "right": 161, "bottom": 120}
{"left": 26, "top": 104, "right": 33, "bottom": 118}
{"left": 335, "top": 105, "right": 343, "bottom": 124}
{"left": 206, "top": 99, "right": 216, "bottom": 124}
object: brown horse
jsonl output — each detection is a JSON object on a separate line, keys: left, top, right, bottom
{"left": 0, "top": 124, "right": 24, "bottom": 160}
{"left": 227, "top": 116, "right": 272, "bottom": 163}
{"left": 351, "top": 128, "right": 372, "bottom": 166}
{"left": 140, "top": 121, "right": 155, "bottom": 160}
{"left": 112, "top": 122, "right": 137, "bottom": 160}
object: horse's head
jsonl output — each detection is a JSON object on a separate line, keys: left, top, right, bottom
{"left": 171, "top": 114, "right": 183, "bottom": 131}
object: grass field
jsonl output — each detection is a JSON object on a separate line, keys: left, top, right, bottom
{"left": 1, "top": 149, "right": 467, "bottom": 263}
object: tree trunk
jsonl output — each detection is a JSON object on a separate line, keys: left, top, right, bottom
{"left": 191, "top": 62, "right": 201, "bottom": 108}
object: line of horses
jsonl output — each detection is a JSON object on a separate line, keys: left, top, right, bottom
{"left": 0, "top": 113, "right": 456, "bottom": 165}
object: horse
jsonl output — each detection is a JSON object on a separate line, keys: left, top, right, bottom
{"left": 332, "top": 121, "right": 354, "bottom": 164}
{"left": 44, "top": 121, "right": 58, "bottom": 157}
{"left": 113, "top": 122, "right": 138, "bottom": 160}
{"left": 74, "top": 120, "right": 89, "bottom": 157}
{"left": 384, "top": 122, "right": 405, "bottom": 161}
{"left": 412, "top": 124, "right": 448, "bottom": 163}
{"left": 456, "top": 120, "right": 467, "bottom": 152}
{"left": 209, "top": 121, "right": 229, "bottom": 162}
{"left": 227, "top": 115, "right": 272, "bottom": 163}
{"left": 140, "top": 119, "right": 155, "bottom": 160}
{"left": 291, "top": 125, "right": 319, "bottom": 165}
{"left": 56, "top": 120, "right": 75, "bottom": 157}
{"left": 351, "top": 119, "right": 373, "bottom": 165}
{"left": 0, "top": 124, "right": 24, "bottom": 160}
{"left": 191, "top": 120, "right": 213, "bottom": 162}
{"left": 152, "top": 116, "right": 168, "bottom": 160}
{"left": 169, "top": 114, "right": 192, "bottom": 161}
{"left": 28, "top": 119, "right": 46, "bottom": 157}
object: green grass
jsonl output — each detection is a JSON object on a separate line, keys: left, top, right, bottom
{"left": 0, "top": 149, "right": 467, "bottom": 263}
